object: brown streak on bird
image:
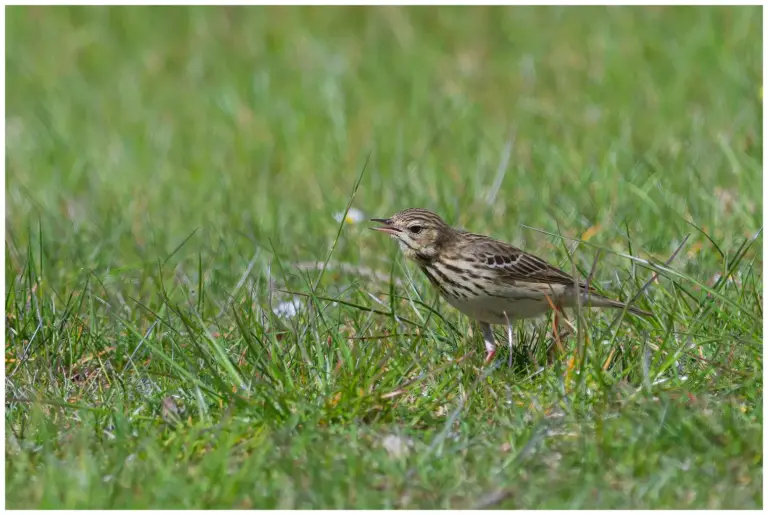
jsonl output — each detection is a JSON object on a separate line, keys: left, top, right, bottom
{"left": 370, "top": 208, "right": 652, "bottom": 364}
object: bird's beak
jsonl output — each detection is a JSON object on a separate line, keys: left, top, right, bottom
{"left": 369, "top": 218, "right": 400, "bottom": 235}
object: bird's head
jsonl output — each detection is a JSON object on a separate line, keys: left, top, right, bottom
{"left": 370, "top": 208, "right": 453, "bottom": 261}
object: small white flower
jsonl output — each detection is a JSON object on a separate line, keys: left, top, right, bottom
{"left": 381, "top": 434, "right": 413, "bottom": 458}
{"left": 273, "top": 297, "right": 304, "bottom": 319}
{"left": 333, "top": 207, "right": 365, "bottom": 224}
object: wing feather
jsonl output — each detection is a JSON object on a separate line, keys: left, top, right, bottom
{"left": 467, "top": 234, "right": 592, "bottom": 290}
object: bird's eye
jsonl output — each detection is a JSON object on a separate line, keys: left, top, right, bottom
{"left": 409, "top": 225, "right": 423, "bottom": 234}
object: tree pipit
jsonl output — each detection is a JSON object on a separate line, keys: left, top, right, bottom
{"left": 370, "top": 208, "right": 651, "bottom": 364}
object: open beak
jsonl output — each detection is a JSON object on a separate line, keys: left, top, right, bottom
{"left": 369, "top": 218, "right": 400, "bottom": 235}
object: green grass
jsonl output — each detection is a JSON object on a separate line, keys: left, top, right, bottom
{"left": 5, "top": 5, "right": 763, "bottom": 509}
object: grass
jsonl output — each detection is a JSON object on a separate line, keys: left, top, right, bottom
{"left": 5, "top": 5, "right": 763, "bottom": 509}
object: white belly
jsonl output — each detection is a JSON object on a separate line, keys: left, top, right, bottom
{"left": 442, "top": 293, "right": 553, "bottom": 325}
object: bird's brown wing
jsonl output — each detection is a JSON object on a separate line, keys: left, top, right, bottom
{"left": 467, "top": 234, "right": 593, "bottom": 291}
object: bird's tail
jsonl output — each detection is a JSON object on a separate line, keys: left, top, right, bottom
{"left": 579, "top": 294, "right": 653, "bottom": 318}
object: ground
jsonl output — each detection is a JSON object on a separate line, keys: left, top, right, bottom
{"left": 5, "top": 6, "right": 763, "bottom": 509}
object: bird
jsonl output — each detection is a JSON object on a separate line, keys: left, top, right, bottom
{"left": 370, "top": 208, "right": 652, "bottom": 363}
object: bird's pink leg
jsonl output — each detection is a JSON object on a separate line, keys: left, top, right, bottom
{"left": 480, "top": 322, "right": 496, "bottom": 365}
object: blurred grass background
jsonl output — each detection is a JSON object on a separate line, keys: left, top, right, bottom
{"left": 5, "top": 6, "right": 763, "bottom": 509}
